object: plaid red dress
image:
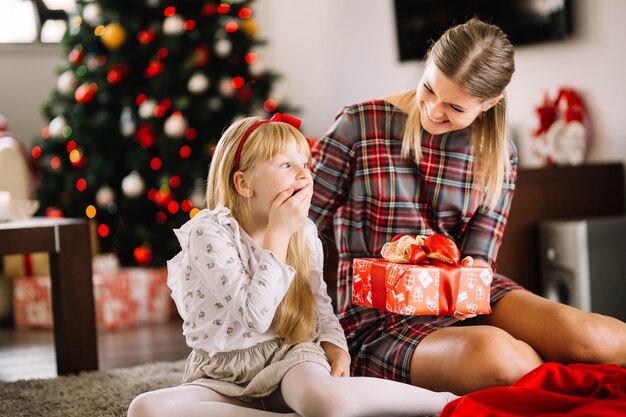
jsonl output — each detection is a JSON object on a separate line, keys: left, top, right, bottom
{"left": 309, "top": 99, "right": 524, "bottom": 383}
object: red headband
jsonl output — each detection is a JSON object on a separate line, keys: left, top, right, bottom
{"left": 233, "top": 113, "right": 309, "bottom": 171}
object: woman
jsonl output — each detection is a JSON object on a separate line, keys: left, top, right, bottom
{"left": 309, "top": 18, "right": 626, "bottom": 395}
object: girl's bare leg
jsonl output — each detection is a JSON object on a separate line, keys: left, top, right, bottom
{"left": 281, "top": 362, "right": 457, "bottom": 417}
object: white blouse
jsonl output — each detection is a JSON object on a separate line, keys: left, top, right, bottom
{"left": 167, "top": 207, "right": 348, "bottom": 357}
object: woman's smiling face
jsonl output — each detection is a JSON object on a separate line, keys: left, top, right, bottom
{"left": 416, "top": 62, "right": 496, "bottom": 135}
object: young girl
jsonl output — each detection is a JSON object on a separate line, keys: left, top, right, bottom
{"left": 127, "top": 114, "right": 457, "bottom": 417}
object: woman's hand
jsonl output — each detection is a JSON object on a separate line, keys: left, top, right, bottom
{"left": 321, "top": 341, "right": 351, "bottom": 377}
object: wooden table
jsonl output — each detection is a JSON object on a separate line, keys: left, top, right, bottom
{"left": 0, "top": 217, "right": 98, "bottom": 375}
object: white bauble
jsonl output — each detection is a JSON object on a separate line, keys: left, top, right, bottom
{"left": 121, "top": 171, "right": 145, "bottom": 198}
{"left": 188, "top": 72, "right": 210, "bottom": 94}
{"left": 146, "top": 0, "right": 160, "bottom": 7}
{"left": 119, "top": 106, "right": 136, "bottom": 137}
{"left": 218, "top": 77, "right": 234, "bottom": 97}
{"left": 86, "top": 54, "right": 100, "bottom": 71}
{"left": 214, "top": 38, "right": 232, "bottom": 57}
{"left": 163, "top": 15, "right": 184, "bottom": 34}
{"left": 164, "top": 112, "right": 188, "bottom": 138}
{"left": 57, "top": 71, "right": 77, "bottom": 94}
{"left": 82, "top": 4, "right": 102, "bottom": 26}
{"left": 95, "top": 186, "right": 115, "bottom": 207}
{"left": 48, "top": 116, "right": 67, "bottom": 137}
{"left": 139, "top": 99, "right": 157, "bottom": 119}
{"left": 249, "top": 60, "right": 264, "bottom": 77}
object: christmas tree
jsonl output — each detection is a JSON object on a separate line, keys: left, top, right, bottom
{"left": 31, "top": 0, "right": 290, "bottom": 267}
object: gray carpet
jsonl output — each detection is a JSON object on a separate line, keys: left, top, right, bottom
{"left": 0, "top": 359, "right": 185, "bottom": 417}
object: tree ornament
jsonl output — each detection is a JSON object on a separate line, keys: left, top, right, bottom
{"left": 86, "top": 55, "right": 101, "bottom": 72}
{"left": 188, "top": 72, "right": 210, "bottom": 94}
{"left": 57, "top": 70, "right": 77, "bottom": 94}
{"left": 249, "top": 60, "right": 264, "bottom": 77}
{"left": 164, "top": 111, "right": 188, "bottom": 138}
{"left": 75, "top": 82, "right": 98, "bottom": 103}
{"left": 121, "top": 171, "right": 145, "bottom": 198}
{"left": 163, "top": 15, "right": 184, "bottom": 34}
{"left": 133, "top": 245, "right": 152, "bottom": 265}
{"left": 241, "top": 18, "right": 258, "bottom": 37}
{"left": 214, "top": 38, "right": 232, "bottom": 57}
{"left": 69, "top": 46, "right": 85, "bottom": 64}
{"left": 218, "top": 77, "right": 234, "bottom": 97}
{"left": 101, "top": 22, "right": 127, "bottom": 50}
{"left": 82, "top": 3, "right": 103, "bottom": 26}
{"left": 48, "top": 116, "right": 67, "bottom": 138}
{"left": 139, "top": 99, "right": 157, "bottom": 119}
{"left": 95, "top": 186, "right": 115, "bottom": 207}
{"left": 119, "top": 106, "right": 136, "bottom": 137}
{"left": 134, "top": 124, "right": 155, "bottom": 148}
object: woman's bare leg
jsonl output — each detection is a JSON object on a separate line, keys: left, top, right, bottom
{"left": 127, "top": 385, "right": 297, "bottom": 417}
{"left": 481, "top": 290, "right": 626, "bottom": 365}
{"left": 409, "top": 324, "right": 543, "bottom": 395}
{"left": 281, "top": 362, "right": 457, "bottom": 417}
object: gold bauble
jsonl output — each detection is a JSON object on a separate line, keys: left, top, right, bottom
{"left": 101, "top": 22, "right": 127, "bottom": 50}
{"left": 242, "top": 19, "right": 258, "bottom": 37}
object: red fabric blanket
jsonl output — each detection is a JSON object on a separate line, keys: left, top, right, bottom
{"left": 441, "top": 363, "right": 626, "bottom": 416}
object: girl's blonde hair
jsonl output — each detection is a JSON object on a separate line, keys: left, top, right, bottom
{"left": 402, "top": 17, "right": 515, "bottom": 209}
{"left": 207, "top": 116, "right": 315, "bottom": 345}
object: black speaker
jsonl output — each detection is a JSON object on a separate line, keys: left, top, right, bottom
{"left": 539, "top": 216, "right": 626, "bottom": 322}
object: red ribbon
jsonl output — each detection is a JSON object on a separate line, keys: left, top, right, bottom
{"left": 233, "top": 113, "right": 307, "bottom": 171}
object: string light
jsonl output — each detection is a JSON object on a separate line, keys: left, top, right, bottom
{"left": 51, "top": 156, "right": 61, "bottom": 170}
{"left": 190, "top": 207, "right": 200, "bottom": 218}
{"left": 31, "top": 146, "right": 42, "bottom": 159}
{"left": 179, "top": 145, "right": 191, "bottom": 159}
{"left": 85, "top": 205, "right": 96, "bottom": 218}
{"left": 164, "top": 6, "right": 176, "bottom": 16}
{"left": 150, "top": 157, "right": 162, "bottom": 170}
{"left": 97, "top": 224, "right": 109, "bottom": 237}
{"left": 76, "top": 178, "right": 87, "bottom": 191}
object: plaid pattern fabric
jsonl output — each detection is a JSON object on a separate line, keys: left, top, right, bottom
{"left": 309, "top": 100, "right": 522, "bottom": 383}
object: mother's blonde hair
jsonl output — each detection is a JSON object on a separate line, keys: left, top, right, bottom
{"left": 206, "top": 116, "right": 315, "bottom": 345}
{"left": 402, "top": 17, "right": 516, "bottom": 209}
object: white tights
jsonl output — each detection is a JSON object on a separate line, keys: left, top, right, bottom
{"left": 127, "top": 362, "right": 457, "bottom": 417}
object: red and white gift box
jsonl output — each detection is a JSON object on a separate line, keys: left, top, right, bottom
{"left": 352, "top": 258, "right": 493, "bottom": 316}
{"left": 13, "top": 267, "right": 175, "bottom": 331}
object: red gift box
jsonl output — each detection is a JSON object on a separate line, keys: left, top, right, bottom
{"left": 13, "top": 267, "right": 175, "bottom": 331}
{"left": 352, "top": 258, "right": 493, "bottom": 316}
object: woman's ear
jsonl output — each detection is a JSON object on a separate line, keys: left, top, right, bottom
{"left": 482, "top": 93, "right": 504, "bottom": 112}
{"left": 233, "top": 171, "right": 253, "bottom": 198}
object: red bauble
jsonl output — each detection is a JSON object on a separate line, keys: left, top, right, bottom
{"left": 154, "top": 190, "right": 173, "bottom": 207}
{"left": 134, "top": 124, "right": 155, "bottom": 148}
{"left": 133, "top": 246, "right": 152, "bottom": 265}
{"left": 75, "top": 82, "right": 98, "bottom": 103}
{"left": 69, "top": 47, "right": 85, "bottom": 64}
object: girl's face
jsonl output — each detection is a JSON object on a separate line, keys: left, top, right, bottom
{"left": 416, "top": 62, "right": 499, "bottom": 135}
{"left": 248, "top": 138, "right": 311, "bottom": 216}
